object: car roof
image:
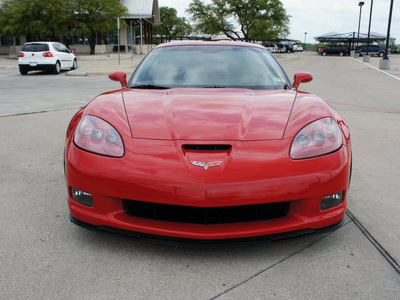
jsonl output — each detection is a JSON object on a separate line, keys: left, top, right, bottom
{"left": 155, "top": 41, "right": 266, "bottom": 50}
{"left": 23, "top": 42, "right": 57, "bottom": 45}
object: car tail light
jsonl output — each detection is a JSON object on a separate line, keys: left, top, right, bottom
{"left": 18, "top": 52, "right": 24, "bottom": 57}
{"left": 43, "top": 52, "right": 53, "bottom": 57}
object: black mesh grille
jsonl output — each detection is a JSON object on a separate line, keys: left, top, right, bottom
{"left": 123, "top": 200, "right": 290, "bottom": 225}
{"left": 182, "top": 144, "right": 232, "bottom": 151}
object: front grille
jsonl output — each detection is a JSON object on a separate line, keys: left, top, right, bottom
{"left": 123, "top": 200, "right": 290, "bottom": 225}
{"left": 182, "top": 144, "right": 232, "bottom": 151}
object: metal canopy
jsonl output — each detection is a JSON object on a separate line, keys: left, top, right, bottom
{"left": 120, "top": 0, "right": 160, "bottom": 24}
{"left": 314, "top": 31, "right": 389, "bottom": 43}
{"left": 271, "top": 38, "right": 301, "bottom": 43}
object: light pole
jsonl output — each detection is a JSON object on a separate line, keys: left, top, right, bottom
{"left": 365, "top": 0, "right": 374, "bottom": 59}
{"left": 383, "top": 0, "right": 394, "bottom": 60}
{"left": 117, "top": 17, "right": 120, "bottom": 65}
{"left": 304, "top": 32, "right": 307, "bottom": 51}
{"left": 357, "top": 2, "right": 364, "bottom": 48}
{"left": 380, "top": 0, "right": 395, "bottom": 69}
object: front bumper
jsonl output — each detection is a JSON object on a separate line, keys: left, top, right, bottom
{"left": 65, "top": 137, "right": 351, "bottom": 243}
{"left": 70, "top": 215, "right": 344, "bottom": 247}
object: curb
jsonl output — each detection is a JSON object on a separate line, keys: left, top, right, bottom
{"left": 66, "top": 72, "right": 88, "bottom": 77}
{"left": 66, "top": 71, "right": 119, "bottom": 77}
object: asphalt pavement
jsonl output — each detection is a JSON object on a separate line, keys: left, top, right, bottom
{"left": 0, "top": 52, "right": 399, "bottom": 299}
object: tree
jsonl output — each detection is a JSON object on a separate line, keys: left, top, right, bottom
{"left": 154, "top": 6, "right": 192, "bottom": 42}
{"left": 0, "top": 0, "right": 127, "bottom": 54}
{"left": 71, "top": 0, "right": 128, "bottom": 54}
{"left": 0, "top": 0, "right": 74, "bottom": 40}
{"left": 187, "top": 0, "right": 290, "bottom": 42}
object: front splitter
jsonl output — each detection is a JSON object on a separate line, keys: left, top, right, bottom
{"left": 70, "top": 215, "right": 344, "bottom": 248}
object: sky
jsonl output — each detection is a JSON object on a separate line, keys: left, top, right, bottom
{"left": 158, "top": 0, "right": 400, "bottom": 43}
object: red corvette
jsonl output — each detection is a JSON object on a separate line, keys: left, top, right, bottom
{"left": 65, "top": 42, "right": 351, "bottom": 247}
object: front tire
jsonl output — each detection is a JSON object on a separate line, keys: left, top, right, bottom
{"left": 378, "top": 51, "right": 385, "bottom": 57}
{"left": 322, "top": 52, "right": 327, "bottom": 56}
{"left": 339, "top": 52, "right": 344, "bottom": 56}
{"left": 71, "top": 59, "right": 77, "bottom": 70}
{"left": 53, "top": 61, "right": 61, "bottom": 74}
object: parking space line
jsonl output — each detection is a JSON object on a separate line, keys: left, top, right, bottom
{"left": 327, "top": 100, "right": 400, "bottom": 114}
{"left": 353, "top": 58, "right": 400, "bottom": 81}
{"left": 346, "top": 209, "right": 400, "bottom": 274}
{"left": 0, "top": 72, "right": 19, "bottom": 78}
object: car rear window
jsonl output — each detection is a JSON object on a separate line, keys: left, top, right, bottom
{"left": 21, "top": 44, "right": 49, "bottom": 52}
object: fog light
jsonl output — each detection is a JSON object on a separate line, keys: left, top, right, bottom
{"left": 71, "top": 187, "right": 93, "bottom": 207}
{"left": 320, "top": 191, "right": 343, "bottom": 210}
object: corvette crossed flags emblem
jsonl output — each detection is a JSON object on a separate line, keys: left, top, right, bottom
{"left": 191, "top": 161, "right": 222, "bottom": 170}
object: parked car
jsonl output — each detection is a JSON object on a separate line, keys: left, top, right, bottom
{"left": 319, "top": 45, "right": 349, "bottom": 56}
{"left": 18, "top": 42, "right": 77, "bottom": 75}
{"left": 293, "top": 45, "right": 303, "bottom": 52}
{"left": 263, "top": 43, "right": 279, "bottom": 53}
{"left": 279, "top": 44, "right": 294, "bottom": 53}
{"left": 65, "top": 41, "right": 352, "bottom": 247}
{"left": 355, "top": 45, "right": 390, "bottom": 57}
{"left": 276, "top": 44, "right": 286, "bottom": 53}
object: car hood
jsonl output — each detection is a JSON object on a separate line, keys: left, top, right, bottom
{"left": 122, "top": 88, "right": 296, "bottom": 141}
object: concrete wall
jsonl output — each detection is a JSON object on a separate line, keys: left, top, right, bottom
{"left": 133, "top": 44, "right": 156, "bottom": 55}
{"left": 0, "top": 46, "right": 11, "bottom": 55}
{"left": 69, "top": 45, "right": 114, "bottom": 55}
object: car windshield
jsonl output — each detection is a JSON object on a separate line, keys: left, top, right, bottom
{"left": 129, "top": 45, "right": 291, "bottom": 90}
{"left": 21, "top": 43, "right": 49, "bottom": 52}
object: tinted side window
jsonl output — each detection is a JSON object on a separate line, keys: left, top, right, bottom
{"left": 53, "top": 44, "right": 61, "bottom": 52}
{"left": 21, "top": 44, "right": 49, "bottom": 52}
{"left": 56, "top": 43, "right": 69, "bottom": 53}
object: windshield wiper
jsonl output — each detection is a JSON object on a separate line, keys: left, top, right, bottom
{"left": 131, "top": 84, "right": 171, "bottom": 89}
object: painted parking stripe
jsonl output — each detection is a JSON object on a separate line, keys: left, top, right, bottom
{"left": 354, "top": 58, "right": 400, "bottom": 81}
{"left": 0, "top": 72, "right": 20, "bottom": 78}
{"left": 327, "top": 100, "right": 400, "bottom": 114}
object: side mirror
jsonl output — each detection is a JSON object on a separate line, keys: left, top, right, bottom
{"left": 293, "top": 72, "right": 313, "bottom": 90}
{"left": 109, "top": 71, "right": 127, "bottom": 87}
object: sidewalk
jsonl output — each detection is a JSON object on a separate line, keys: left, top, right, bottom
{"left": 0, "top": 53, "right": 146, "bottom": 76}
{"left": 67, "top": 53, "right": 146, "bottom": 77}
{"left": 0, "top": 56, "right": 18, "bottom": 70}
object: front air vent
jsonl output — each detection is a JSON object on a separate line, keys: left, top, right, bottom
{"left": 182, "top": 144, "right": 232, "bottom": 151}
{"left": 123, "top": 199, "right": 290, "bottom": 225}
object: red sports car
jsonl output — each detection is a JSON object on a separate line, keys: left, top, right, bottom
{"left": 65, "top": 41, "right": 351, "bottom": 247}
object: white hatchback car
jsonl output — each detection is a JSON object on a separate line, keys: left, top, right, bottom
{"left": 293, "top": 45, "right": 304, "bottom": 52}
{"left": 263, "top": 43, "right": 279, "bottom": 53}
{"left": 18, "top": 42, "right": 77, "bottom": 75}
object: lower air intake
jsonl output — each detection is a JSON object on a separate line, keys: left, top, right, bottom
{"left": 123, "top": 200, "right": 290, "bottom": 225}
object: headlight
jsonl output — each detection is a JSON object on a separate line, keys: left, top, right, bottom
{"left": 290, "top": 117, "right": 342, "bottom": 159}
{"left": 74, "top": 115, "right": 124, "bottom": 157}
